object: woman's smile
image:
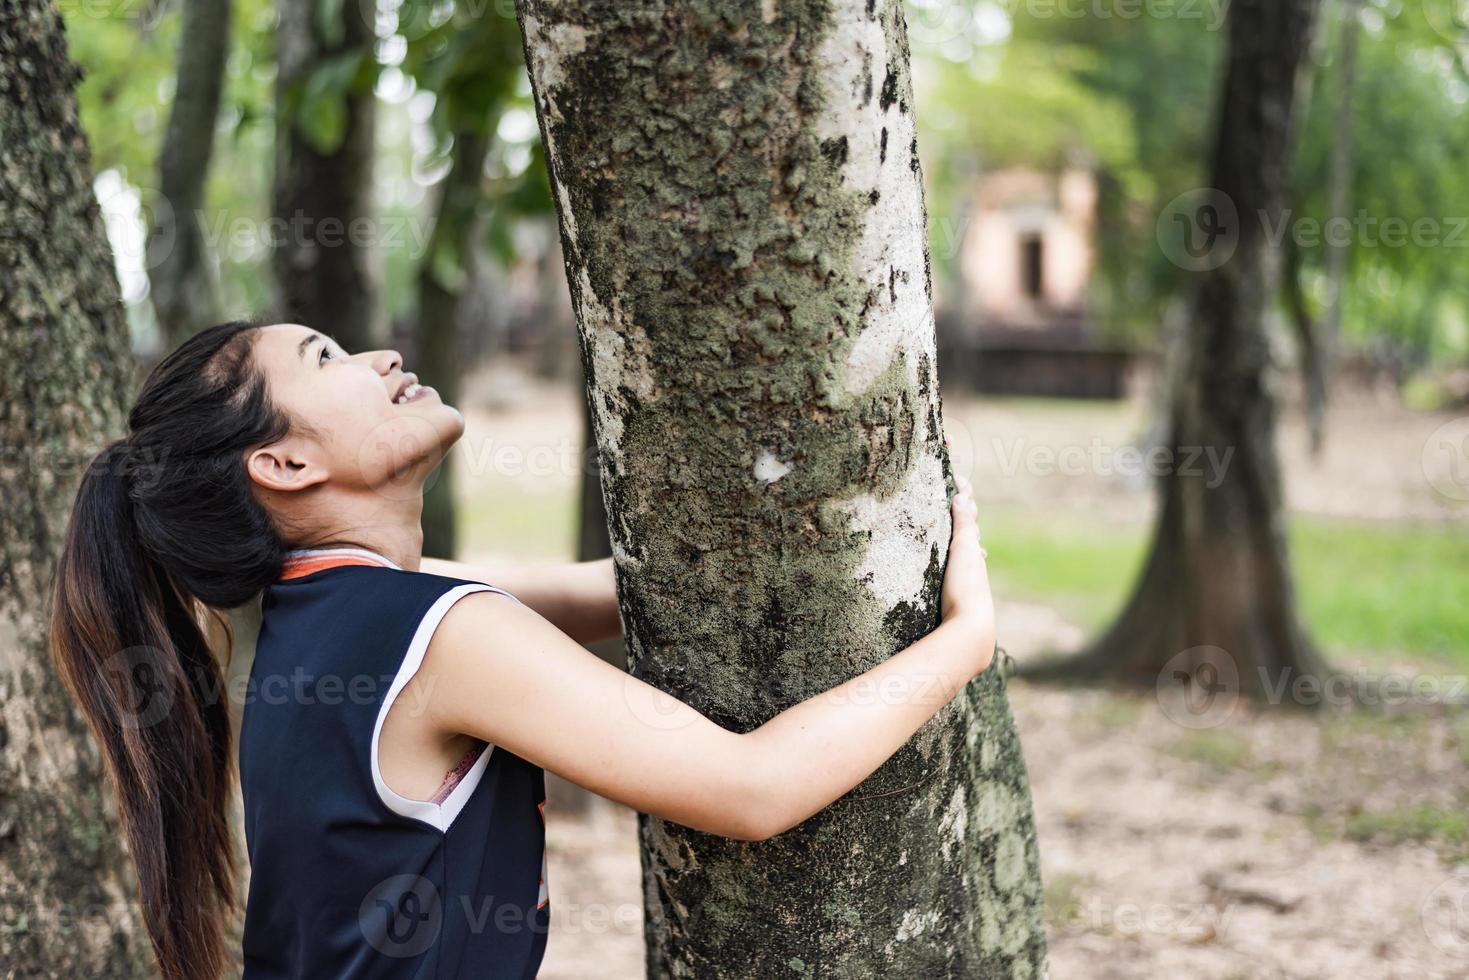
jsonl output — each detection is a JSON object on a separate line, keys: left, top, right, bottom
{"left": 393, "top": 382, "right": 435, "bottom": 405}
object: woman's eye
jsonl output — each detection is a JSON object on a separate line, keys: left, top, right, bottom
{"left": 319, "top": 347, "right": 336, "bottom": 364}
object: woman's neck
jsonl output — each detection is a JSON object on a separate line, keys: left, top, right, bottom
{"left": 285, "top": 483, "right": 428, "bottom": 572}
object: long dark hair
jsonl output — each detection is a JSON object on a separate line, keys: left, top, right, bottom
{"left": 49, "top": 320, "right": 298, "bottom": 980}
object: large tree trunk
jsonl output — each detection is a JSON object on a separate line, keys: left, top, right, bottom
{"left": 271, "top": 0, "right": 383, "bottom": 352}
{"left": 1031, "top": 0, "right": 1330, "bottom": 702}
{"left": 0, "top": 2, "right": 153, "bottom": 974}
{"left": 516, "top": 2, "right": 1047, "bottom": 975}
{"left": 148, "top": 0, "right": 231, "bottom": 350}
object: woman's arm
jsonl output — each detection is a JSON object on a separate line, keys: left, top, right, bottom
{"left": 414, "top": 477, "right": 992, "bottom": 841}
{"left": 418, "top": 555, "right": 622, "bottom": 645}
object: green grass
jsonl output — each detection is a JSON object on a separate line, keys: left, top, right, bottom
{"left": 1343, "top": 804, "right": 1469, "bottom": 860}
{"left": 1291, "top": 517, "right": 1469, "bottom": 667}
{"left": 1042, "top": 871, "right": 1092, "bottom": 930}
{"left": 982, "top": 507, "right": 1469, "bottom": 668}
{"left": 1167, "top": 730, "right": 1253, "bottom": 772}
{"left": 980, "top": 506, "right": 1150, "bottom": 631}
{"left": 458, "top": 482, "right": 578, "bottom": 561}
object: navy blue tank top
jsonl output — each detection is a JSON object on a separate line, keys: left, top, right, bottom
{"left": 239, "top": 547, "right": 549, "bottom": 979}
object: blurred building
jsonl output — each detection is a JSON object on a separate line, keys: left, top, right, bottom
{"left": 946, "top": 167, "right": 1136, "bottom": 399}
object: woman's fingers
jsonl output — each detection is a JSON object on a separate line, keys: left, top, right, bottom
{"left": 950, "top": 475, "right": 983, "bottom": 562}
{"left": 950, "top": 489, "right": 978, "bottom": 537}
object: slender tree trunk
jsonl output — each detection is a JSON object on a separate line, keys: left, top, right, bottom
{"left": 548, "top": 363, "right": 623, "bottom": 818}
{"left": 418, "top": 130, "right": 491, "bottom": 559}
{"left": 1283, "top": 232, "right": 1327, "bottom": 453}
{"left": 0, "top": 3, "right": 153, "bottom": 974}
{"left": 1030, "top": 0, "right": 1330, "bottom": 701}
{"left": 516, "top": 2, "right": 1047, "bottom": 975}
{"left": 533, "top": 231, "right": 578, "bottom": 380}
{"left": 576, "top": 376, "right": 613, "bottom": 566}
{"left": 271, "top": 0, "right": 383, "bottom": 352}
{"left": 149, "top": 0, "right": 231, "bottom": 349}
{"left": 1322, "top": 0, "right": 1363, "bottom": 399}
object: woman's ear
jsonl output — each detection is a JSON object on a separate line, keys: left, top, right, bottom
{"left": 246, "top": 440, "right": 330, "bottom": 494}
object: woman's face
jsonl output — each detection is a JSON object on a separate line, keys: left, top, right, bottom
{"left": 244, "top": 322, "right": 464, "bottom": 502}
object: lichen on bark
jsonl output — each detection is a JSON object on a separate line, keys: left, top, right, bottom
{"left": 515, "top": 1, "right": 1047, "bottom": 975}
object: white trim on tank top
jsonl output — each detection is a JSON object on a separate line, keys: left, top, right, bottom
{"left": 369, "top": 581, "right": 522, "bottom": 833}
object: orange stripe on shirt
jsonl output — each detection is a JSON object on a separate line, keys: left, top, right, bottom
{"left": 278, "top": 555, "right": 393, "bottom": 581}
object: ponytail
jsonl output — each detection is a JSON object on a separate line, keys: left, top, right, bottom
{"left": 50, "top": 440, "right": 239, "bottom": 980}
{"left": 47, "top": 319, "right": 295, "bottom": 980}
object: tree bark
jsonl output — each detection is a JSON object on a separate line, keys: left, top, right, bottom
{"left": 271, "top": 0, "right": 383, "bottom": 352}
{"left": 148, "top": 0, "right": 231, "bottom": 350}
{"left": 0, "top": 2, "right": 153, "bottom": 974}
{"left": 1029, "top": 0, "right": 1331, "bottom": 701}
{"left": 515, "top": 2, "right": 1047, "bottom": 975}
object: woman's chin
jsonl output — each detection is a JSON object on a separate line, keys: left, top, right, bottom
{"left": 357, "top": 396, "right": 465, "bottom": 495}
{"left": 436, "top": 401, "right": 466, "bottom": 440}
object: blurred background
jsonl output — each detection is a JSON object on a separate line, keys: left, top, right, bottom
{"left": 55, "top": 0, "right": 1469, "bottom": 976}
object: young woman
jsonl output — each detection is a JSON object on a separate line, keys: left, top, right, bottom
{"left": 49, "top": 319, "right": 995, "bottom": 980}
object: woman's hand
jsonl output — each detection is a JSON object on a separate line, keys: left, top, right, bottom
{"left": 940, "top": 473, "right": 996, "bottom": 675}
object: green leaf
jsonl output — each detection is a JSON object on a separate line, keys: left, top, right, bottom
{"left": 295, "top": 51, "right": 366, "bottom": 154}
{"left": 429, "top": 234, "right": 469, "bottom": 293}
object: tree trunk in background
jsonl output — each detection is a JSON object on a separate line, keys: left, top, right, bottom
{"left": 148, "top": 0, "right": 231, "bottom": 349}
{"left": 1314, "top": 0, "right": 1361, "bottom": 449}
{"left": 1032, "top": 0, "right": 1330, "bottom": 701}
{"left": 575, "top": 373, "right": 613, "bottom": 565}
{"left": 547, "top": 363, "right": 622, "bottom": 818}
{"left": 272, "top": 0, "right": 382, "bottom": 352}
{"left": 0, "top": 3, "right": 152, "bottom": 974}
{"left": 517, "top": 2, "right": 1047, "bottom": 975}
{"left": 418, "top": 131, "right": 491, "bottom": 559}
{"left": 1282, "top": 231, "right": 1327, "bottom": 454}
{"left": 533, "top": 234, "right": 581, "bottom": 381}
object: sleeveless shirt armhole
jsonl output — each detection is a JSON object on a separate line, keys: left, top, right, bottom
{"left": 369, "top": 582, "right": 521, "bottom": 833}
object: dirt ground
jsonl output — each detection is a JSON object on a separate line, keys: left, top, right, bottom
{"left": 455, "top": 368, "right": 1469, "bottom": 978}
{"left": 535, "top": 674, "right": 1469, "bottom": 980}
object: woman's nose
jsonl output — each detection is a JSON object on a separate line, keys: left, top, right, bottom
{"left": 365, "top": 349, "right": 403, "bottom": 375}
